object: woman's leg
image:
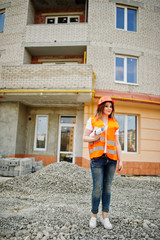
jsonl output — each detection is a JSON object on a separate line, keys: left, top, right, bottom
{"left": 102, "top": 159, "right": 117, "bottom": 214}
{"left": 90, "top": 160, "right": 104, "bottom": 215}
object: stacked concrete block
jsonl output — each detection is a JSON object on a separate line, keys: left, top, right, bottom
{"left": 0, "top": 157, "right": 44, "bottom": 177}
{"left": 0, "top": 159, "right": 9, "bottom": 176}
{"left": 8, "top": 158, "right": 19, "bottom": 177}
{"left": 19, "top": 158, "right": 32, "bottom": 176}
{"left": 34, "top": 160, "right": 44, "bottom": 172}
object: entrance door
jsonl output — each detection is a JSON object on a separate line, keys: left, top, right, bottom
{"left": 58, "top": 116, "right": 76, "bottom": 163}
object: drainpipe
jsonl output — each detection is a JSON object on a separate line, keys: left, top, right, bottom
{"left": 92, "top": 72, "right": 96, "bottom": 115}
{"left": 0, "top": 90, "right": 93, "bottom": 93}
{"left": 84, "top": 51, "right": 86, "bottom": 64}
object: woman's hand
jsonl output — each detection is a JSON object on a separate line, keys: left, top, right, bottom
{"left": 118, "top": 160, "right": 123, "bottom": 172}
{"left": 91, "top": 134, "right": 101, "bottom": 141}
{"left": 83, "top": 128, "right": 101, "bottom": 142}
{"left": 115, "top": 135, "right": 123, "bottom": 172}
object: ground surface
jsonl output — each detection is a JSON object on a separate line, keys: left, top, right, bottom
{"left": 0, "top": 162, "right": 159, "bottom": 240}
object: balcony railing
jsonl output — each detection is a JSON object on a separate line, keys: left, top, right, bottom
{"left": 25, "top": 23, "right": 88, "bottom": 43}
{"left": 0, "top": 64, "right": 93, "bottom": 91}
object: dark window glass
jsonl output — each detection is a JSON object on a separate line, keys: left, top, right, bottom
{"left": 60, "top": 126, "right": 74, "bottom": 152}
{"left": 36, "top": 116, "right": 48, "bottom": 149}
{"left": 58, "top": 17, "right": 68, "bottom": 24}
{"left": 0, "top": 12, "right": 5, "bottom": 32}
{"left": 127, "top": 8, "right": 137, "bottom": 32}
{"left": 116, "top": 57, "right": 124, "bottom": 81}
{"left": 47, "top": 18, "right": 55, "bottom": 24}
{"left": 116, "top": 7, "right": 124, "bottom": 29}
{"left": 127, "top": 115, "right": 137, "bottom": 152}
{"left": 116, "top": 115, "right": 125, "bottom": 151}
{"left": 60, "top": 153, "right": 72, "bottom": 163}
{"left": 60, "top": 116, "right": 76, "bottom": 124}
{"left": 116, "top": 114, "right": 137, "bottom": 152}
{"left": 70, "top": 17, "right": 79, "bottom": 23}
{"left": 127, "top": 58, "right": 137, "bottom": 83}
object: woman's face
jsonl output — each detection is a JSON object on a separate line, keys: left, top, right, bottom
{"left": 103, "top": 102, "right": 113, "bottom": 116}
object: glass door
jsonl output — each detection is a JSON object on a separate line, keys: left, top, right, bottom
{"left": 58, "top": 116, "right": 76, "bottom": 163}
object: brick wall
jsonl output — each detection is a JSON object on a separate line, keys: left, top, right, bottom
{"left": 1, "top": 64, "right": 93, "bottom": 90}
{"left": 0, "top": 0, "right": 28, "bottom": 64}
{"left": 25, "top": 23, "right": 88, "bottom": 42}
{"left": 87, "top": 0, "right": 160, "bottom": 96}
{"left": 0, "top": 0, "right": 159, "bottom": 97}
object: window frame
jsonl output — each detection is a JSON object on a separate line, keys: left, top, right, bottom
{"left": 115, "top": 54, "right": 138, "bottom": 85}
{"left": 0, "top": 9, "right": 5, "bottom": 32}
{"left": 34, "top": 115, "right": 48, "bottom": 151}
{"left": 116, "top": 114, "right": 138, "bottom": 154}
{"left": 45, "top": 16, "right": 79, "bottom": 24}
{"left": 116, "top": 4, "right": 138, "bottom": 32}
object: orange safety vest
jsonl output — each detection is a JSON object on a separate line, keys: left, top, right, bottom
{"left": 88, "top": 116, "right": 119, "bottom": 160}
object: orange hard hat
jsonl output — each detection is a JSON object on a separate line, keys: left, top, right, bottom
{"left": 97, "top": 96, "right": 114, "bottom": 108}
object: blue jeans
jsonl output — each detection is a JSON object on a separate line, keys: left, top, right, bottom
{"left": 90, "top": 155, "right": 117, "bottom": 214}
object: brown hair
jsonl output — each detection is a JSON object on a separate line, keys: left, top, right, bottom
{"left": 96, "top": 101, "right": 115, "bottom": 119}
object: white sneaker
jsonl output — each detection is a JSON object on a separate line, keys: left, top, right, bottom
{"left": 89, "top": 217, "right": 97, "bottom": 228}
{"left": 100, "top": 216, "right": 113, "bottom": 229}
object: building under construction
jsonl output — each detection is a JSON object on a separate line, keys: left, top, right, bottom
{"left": 0, "top": 0, "right": 160, "bottom": 175}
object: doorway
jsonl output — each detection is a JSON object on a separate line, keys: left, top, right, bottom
{"left": 58, "top": 116, "right": 76, "bottom": 163}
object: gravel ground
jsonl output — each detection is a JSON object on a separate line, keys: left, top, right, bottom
{"left": 0, "top": 162, "right": 159, "bottom": 240}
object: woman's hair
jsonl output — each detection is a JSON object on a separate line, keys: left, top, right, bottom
{"left": 96, "top": 101, "right": 115, "bottom": 119}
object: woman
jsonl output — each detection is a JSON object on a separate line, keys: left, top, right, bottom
{"left": 83, "top": 96, "right": 123, "bottom": 229}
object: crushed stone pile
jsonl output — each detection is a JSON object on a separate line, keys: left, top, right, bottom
{"left": 0, "top": 162, "right": 92, "bottom": 195}
{"left": 0, "top": 162, "right": 159, "bottom": 240}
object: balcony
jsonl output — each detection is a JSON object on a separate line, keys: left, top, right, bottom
{"left": 0, "top": 64, "right": 93, "bottom": 107}
{"left": 26, "top": 0, "right": 89, "bottom": 45}
{"left": 25, "top": 23, "right": 89, "bottom": 44}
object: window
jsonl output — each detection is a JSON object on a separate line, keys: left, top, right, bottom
{"left": 0, "top": 10, "right": 5, "bottom": 32}
{"left": 58, "top": 17, "right": 68, "bottom": 24}
{"left": 46, "top": 16, "right": 79, "bottom": 24}
{"left": 34, "top": 115, "right": 48, "bottom": 151}
{"left": 58, "top": 116, "right": 76, "bottom": 163}
{"left": 47, "top": 18, "right": 55, "bottom": 24}
{"left": 116, "top": 5, "right": 137, "bottom": 32}
{"left": 60, "top": 116, "right": 76, "bottom": 124}
{"left": 115, "top": 114, "right": 137, "bottom": 153}
{"left": 115, "top": 55, "right": 138, "bottom": 84}
{"left": 70, "top": 17, "right": 79, "bottom": 23}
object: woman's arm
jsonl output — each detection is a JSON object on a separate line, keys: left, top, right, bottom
{"left": 83, "top": 128, "right": 101, "bottom": 142}
{"left": 115, "top": 135, "right": 123, "bottom": 172}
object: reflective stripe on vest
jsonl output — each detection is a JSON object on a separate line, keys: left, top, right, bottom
{"left": 107, "top": 149, "right": 117, "bottom": 155}
{"left": 89, "top": 146, "right": 104, "bottom": 154}
{"left": 107, "top": 140, "right": 116, "bottom": 146}
{"left": 89, "top": 137, "right": 105, "bottom": 145}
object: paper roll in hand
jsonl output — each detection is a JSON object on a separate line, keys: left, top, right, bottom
{"left": 90, "top": 127, "right": 105, "bottom": 137}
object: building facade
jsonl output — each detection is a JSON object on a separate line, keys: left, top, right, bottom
{"left": 0, "top": 0, "right": 160, "bottom": 175}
